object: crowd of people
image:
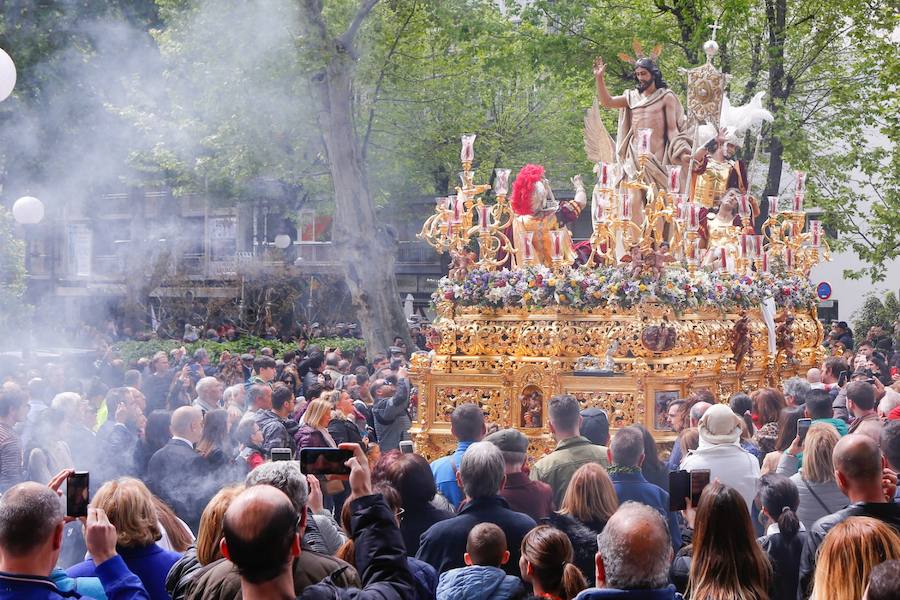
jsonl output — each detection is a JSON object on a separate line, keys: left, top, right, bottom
{"left": 1, "top": 321, "right": 900, "bottom": 600}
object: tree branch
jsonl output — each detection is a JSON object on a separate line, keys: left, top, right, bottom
{"left": 362, "top": 1, "right": 417, "bottom": 161}
{"left": 338, "top": 0, "right": 381, "bottom": 52}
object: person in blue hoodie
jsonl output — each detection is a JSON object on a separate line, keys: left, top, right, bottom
{"left": 437, "top": 522, "right": 525, "bottom": 600}
{"left": 0, "top": 479, "right": 149, "bottom": 600}
{"left": 575, "top": 502, "right": 683, "bottom": 600}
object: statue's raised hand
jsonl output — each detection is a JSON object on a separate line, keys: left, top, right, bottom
{"left": 571, "top": 175, "right": 585, "bottom": 190}
{"left": 593, "top": 57, "right": 607, "bottom": 77}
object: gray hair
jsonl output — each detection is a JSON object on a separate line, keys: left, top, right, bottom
{"left": 0, "top": 483, "right": 64, "bottom": 555}
{"left": 597, "top": 502, "right": 671, "bottom": 590}
{"left": 879, "top": 388, "right": 900, "bottom": 417}
{"left": 783, "top": 377, "right": 811, "bottom": 403}
{"left": 458, "top": 441, "right": 505, "bottom": 499}
{"left": 195, "top": 376, "right": 221, "bottom": 399}
{"left": 223, "top": 384, "right": 245, "bottom": 406}
{"left": 245, "top": 461, "right": 309, "bottom": 514}
{"left": 51, "top": 392, "right": 82, "bottom": 417}
{"left": 610, "top": 426, "right": 645, "bottom": 467}
{"left": 689, "top": 402, "right": 711, "bottom": 423}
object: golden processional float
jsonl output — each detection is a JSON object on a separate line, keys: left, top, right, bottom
{"left": 409, "top": 36, "right": 829, "bottom": 460}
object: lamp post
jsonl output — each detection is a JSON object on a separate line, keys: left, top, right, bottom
{"left": 12, "top": 195, "right": 44, "bottom": 362}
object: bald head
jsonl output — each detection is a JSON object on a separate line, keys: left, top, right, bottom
{"left": 222, "top": 485, "right": 299, "bottom": 584}
{"left": 171, "top": 406, "right": 203, "bottom": 443}
{"left": 0, "top": 482, "right": 64, "bottom": 557}
{"left": 833, "top": 434, "right": 882, "bottom": 483}
{"left": 597, "top": 502, "right": 672, "bottom": 589}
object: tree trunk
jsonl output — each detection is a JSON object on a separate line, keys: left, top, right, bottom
{"left": 308, "top": 43, "right": 411, "bottom": 356}
{"left": 760, "top": 0, "right": 788, "bottom": 226}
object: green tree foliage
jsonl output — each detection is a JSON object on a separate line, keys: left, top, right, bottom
{"left": 852, "top": 292, "right": 900, "bottom": 341}
{"left": 0, "top": 207, "right": 30, "bottom": 339}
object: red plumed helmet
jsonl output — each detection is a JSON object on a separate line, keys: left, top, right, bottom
{"left": 511, "top": 164, "right": 545, "bottom": 216}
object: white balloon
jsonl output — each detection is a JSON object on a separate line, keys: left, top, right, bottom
{"left": 0, "top": 48, "right": 16, "bottom": 103}
{"left": 273, "top": 234, "right": 291, "bottom": 249}
{"left": 12, "top": 196, "right": 44, "bottom": 224}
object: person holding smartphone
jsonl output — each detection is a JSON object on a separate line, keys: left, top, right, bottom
{"left": 0, "top": 473, "right": 151, "bottom": 600}
{"left": 680, "top": 404, "right": 761, "bottom": 512}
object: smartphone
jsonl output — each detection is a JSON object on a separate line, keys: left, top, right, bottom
{"left": 399, "top": 440, "right": 414, "bottom": 454}
{"left": 690, "top": 469, "right": 711, "bottom": 506}
{"left": 669, "top": 470, "right": 690, "bottom": 511}
{"left": 837, "top": 370, "right": 849, "bottom": 387}
{"left": 271, "top": 448, "right": 293, "bottom": 462}
{"left": 298, "top": 447, "right": 353, "bottom": 476}
{"left": 797, "top": 418, "right": 812, "bottom": 444}
{"left": 66, "top": 471, "right": 90, "bottom": 518}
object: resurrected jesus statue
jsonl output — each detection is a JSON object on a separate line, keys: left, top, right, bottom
{"left": 593, "top": 46, "right": 693, "bottom": 218}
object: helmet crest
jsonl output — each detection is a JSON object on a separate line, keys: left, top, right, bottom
{"left": 511, "top": 164, "right": 545, "bottom": 216}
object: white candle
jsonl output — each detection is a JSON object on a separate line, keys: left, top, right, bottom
{"left": 738, "top": 193, "right": 751, "bottom": 218}
{"left": 478, "top": 205, "right": 490, "bottom": 231}
{"left": 753, "top": 235, "right": 764, "bottom": 259}
{"left": 551, "top": 230, "right": 564, "bottom": 260}
{"left": 599, "top": 162, "right": 610, "bottom": 187}
{"left": 591, "top": 190, "right": 605, "bottom": 224}
{"left": 494, "top": 168, "right": 511, "bottom": 196}
{"left": 795, "top": 171, "right": 806, "bottom": 194}
{"left": 810, "top": 220, "right": 822, "bottom": 247}
{"left": 637, "top": 128, "right": 652, "bottom": 156}
{"left": 460, "top": 134, "right": 476, "bottom": 163}
{"left": 621, "top": 191, "right": 633, "bottom": 221}
{"left": 686, "top": 202, "right": 700, "bottom": 231}
{"left": 768, "top": 196, "right": 780, "bottom": 216}
{"left": 667, "top": 165, "right": 682, "bottom": 193}
{"left": 450, "top": 195, "right": 463, "bottom": 224}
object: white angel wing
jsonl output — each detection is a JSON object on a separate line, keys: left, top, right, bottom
{"left": 584, "top": 99, "right": 616, "bottom": 165}
{"left": 721, "top": 92, "right": 774, "bottom": 135}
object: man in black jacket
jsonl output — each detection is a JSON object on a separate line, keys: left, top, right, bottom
{"left": 147, "top": 406, "right": 205, "bottom": 530}
{"left": 798, "top": 434, "right": 900, "bottom": 599}
{"left": 221, "top": 442, "right": 414, "bottom": 600}
{"left": 416, "top": 441, "right": 536, "bottom": 576}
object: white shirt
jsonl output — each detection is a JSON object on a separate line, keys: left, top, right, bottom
{"left": 766, "top": 521, "right": 806, "bottom": 536}
{"left": 681, "top": 441, "right": 761, "bottom": 512}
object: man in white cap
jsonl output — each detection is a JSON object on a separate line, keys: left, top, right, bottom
{"left": 680, "top": 403, "right": 760, "bottom": 510}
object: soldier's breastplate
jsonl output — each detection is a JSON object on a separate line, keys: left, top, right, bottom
{"left": 695, "top": 160, "right": 732, "bottom": 208}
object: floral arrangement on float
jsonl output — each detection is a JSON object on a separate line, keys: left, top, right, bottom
{"left": 434, "top": 265, "right": 817, "bottom": 314}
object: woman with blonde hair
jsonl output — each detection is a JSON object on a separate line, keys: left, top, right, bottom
{"left": 327, "top": 389, "right": 367, "bottom": 449}
{"left": 810, "top": 516, "right": 900, "bottom": 600}
{"left": 66, "top": 478, "right": 181, "bottom": 600}
{"left": 543, "top": 462, "right": 618, "bottom": 582}
{"left": 520, "top": 525, "right": 587, "bottom": 600}
{"left": 776, "top": 422, "right": 848, "bottom": 528}
{"left": 166, "top": 485, "right": 245, "bottom": 600}
{"left": 294, "top": 398, "right": 335, "bottom": 449}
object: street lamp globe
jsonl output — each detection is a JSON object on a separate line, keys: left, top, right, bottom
{"left": 273, "top": 234, "right": 291, "bottom": 249}
{"left": 12, "top": 196, "right": 44, "bottom": 224}
{"left": 0, "top": 48, "right": 16, "bottom": 102}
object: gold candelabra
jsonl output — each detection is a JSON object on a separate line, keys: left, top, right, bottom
{"left": 418, "top": 136, "right": 513, "bottom": 272}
